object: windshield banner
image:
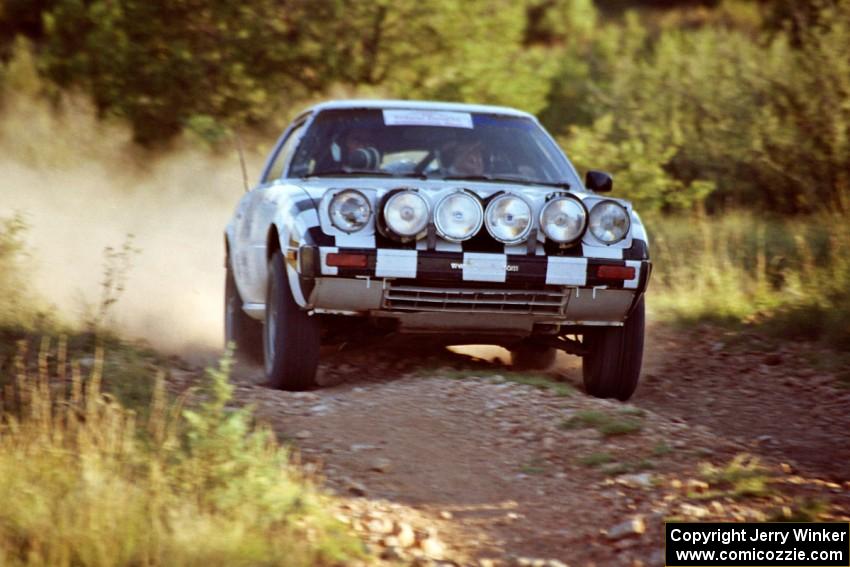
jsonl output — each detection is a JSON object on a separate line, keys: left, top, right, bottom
{"left": 383, "top": 109, "right": 474, "bottom": 129}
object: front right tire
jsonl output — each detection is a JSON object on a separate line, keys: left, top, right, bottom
{"left": 264, "top": 251, "right": 320, "bottom": 390}
{"left": 225, "top": 258, "right": 263, "bottom": 364}
{"left": 582, "top": 296, "right": 645, "bottom": 401}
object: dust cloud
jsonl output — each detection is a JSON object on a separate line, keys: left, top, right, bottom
{"left": 0, "top": 94, "right": 266, "bottom": 362}
{"left": 447, "top": 345, "right": 580, "bottom": 373}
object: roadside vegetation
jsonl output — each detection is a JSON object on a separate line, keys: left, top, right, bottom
{"left": 560, "top": 409, "right": 644, "bottom": 437}
{"left": 0, "top": 221, "right": 364, "bottom": 566}
{"left": 0, "top": 344, "right": 362, "bottom": 566}
{"left": 650, "top": 212, "right": 850, "bottom": 349}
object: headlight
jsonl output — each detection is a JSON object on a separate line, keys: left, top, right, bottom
{"left": 329, "top": 189, "right": 372, "bottom": 233}
{"left": 539, "top": 196, "right": 587, "bottom": 243}
{"left": 434, "top": 191, "right": 483, "bottom": 242}
{"left": 383, "top": 190, "right": 429, "bottom": 239}
{"left": 589, "top": 200, "right": 630, "bottom": 244}
{"left": 484, "top": 194, "right": 532, "bottom": 244}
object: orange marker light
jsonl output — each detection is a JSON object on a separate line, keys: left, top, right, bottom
{"left": 326, "top": 253, "right": 369, "bottom": 268}
{"left": 596, "top": 265, "right": 636, "bottom": 280}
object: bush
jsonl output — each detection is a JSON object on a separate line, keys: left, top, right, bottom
{"left": 553, "top": 2, "right": 850, "bottom": 214}
{"left": 0, "top": 345, "right": 363, "bottom": 566}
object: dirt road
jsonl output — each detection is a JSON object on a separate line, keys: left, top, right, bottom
{"left": 223, "top": 324, "right": 850, "bottom": 566}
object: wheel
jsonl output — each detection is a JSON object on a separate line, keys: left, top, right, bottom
{"left": 264, "top": 251, "right": 320, "bottom": 390}
{"left": 582, "top": 296, "right": 645, "bottom": 401}
{"left": 511, "top": 341, "right": 557, "bottom": 371}
{"left": 225, "top": 258, "right": 263, "bottom": 363}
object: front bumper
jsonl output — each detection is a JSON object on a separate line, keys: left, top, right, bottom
{"left": 312, "top": 246, "right": 649, "bottom": 290}
{"left": 294, "top": 246, "right": 651, "bottom": 329}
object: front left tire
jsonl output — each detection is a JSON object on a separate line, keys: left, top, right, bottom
{"left": 264, "top": 251, "right": 320, "bottom": 390}
{"left": 581, "top": 296, "right": 645, "bottom": 401}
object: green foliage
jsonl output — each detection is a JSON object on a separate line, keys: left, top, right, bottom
{"left": 559, "top": 409, "right": 644, "bottom": 436}
{"left": 0, "top": 38, "right": 135, "bottom": 168}
{"left": 519, "top": 457, "right": 548, "bottom": 475}
{"left": 578, "top": 451, "right": 615, "bottom": 467}
{"left": 553, "top": 2, "right": 850, "bottom": 213}
{"left": 650, "top": 213, "right": 850, "bottom": 348}
{"left": 40, "top": 0, "right": 312, "bottom": 143}
{"left": 0, "top": 345, "right": 364, "bottom": 565}
{"left": 497, "top": 372, "right": 575, "bottom": 396}
{"left": 698, "top": 454, "right": 772, "bottom": 500}
{"left": 24, "top": 0, "right": 590, "bottom": 145}
{"left": 3, "top": 0, "right": 847, "bottom": 213}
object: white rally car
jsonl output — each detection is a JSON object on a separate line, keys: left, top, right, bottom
{"left": 225, "top": 100, "right": 651, "bottom": 400}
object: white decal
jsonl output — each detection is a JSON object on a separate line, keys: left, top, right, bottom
{"left": 462, "top": 253, "right": 507, "bottom": 283}
{"left": 375, "top": 249, "right": 417, "bottom": 279}
{"left": 383, "top": 109, "right": 474, "bottom": 129}
{"left": 545, "top": 257, "right": 587, "bottom": 286}
{"left": 320, "top": 247, "right": 339, "bottom": 276}
{"left": 582, "top": 244, "right": 624, "bottom": 260}
{"left": 624, "top": 260, "right": 641, "bottom": 289}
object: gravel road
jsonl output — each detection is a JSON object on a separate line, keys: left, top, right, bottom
{"left": 218, "top": 324, "right": 850, "bottom": 566}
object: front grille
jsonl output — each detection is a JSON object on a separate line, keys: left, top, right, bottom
{"left": 383, "top": 284, "right": 567, "bottom": 316}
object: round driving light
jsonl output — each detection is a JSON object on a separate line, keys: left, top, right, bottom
{"left": 589, "top": 200, "right": 630, "bottom": 244}
{"left": 329, "top": 189, "right": 372, "bottom": 233}
{"left": 485, "top": 194, "right": 532, "bottom": 244}
{"left": 383, "top": 190, "right": 429, "bottom": 238}
{"left": 434, "top": 191, "right": 483, "bottom": 242}
{"left": 540, "top": 196, "right": 587, "bottom": 243}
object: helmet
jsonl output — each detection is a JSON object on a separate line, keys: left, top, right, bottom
{"left": 331, "top": 128, "right": 381, "bottom": 169}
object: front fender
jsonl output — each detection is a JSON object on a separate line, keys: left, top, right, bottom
{"left": 267, "top": 185, "right": 325, "bottom": 308}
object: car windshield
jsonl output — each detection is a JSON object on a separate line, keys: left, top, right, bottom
{"left": 288, "top": 108, "right": 579, "bottom": 187}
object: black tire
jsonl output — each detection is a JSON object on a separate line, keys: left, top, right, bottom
{"left": 225, "top": 259, "right": 263, "bottom": 363}
{"left": 511, "top": 341, "right": 557, "bottom": 371}
{"left": 582, "top": 296, "right": 645, "bottom": 401}
{"left": 264, "top": 251, "right": 320, "bottom": 390}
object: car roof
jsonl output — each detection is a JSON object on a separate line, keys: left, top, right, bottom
{"left": 304, "top": 99, "right": 536, "bottom": 119}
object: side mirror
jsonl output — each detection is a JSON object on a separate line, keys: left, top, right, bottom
{"left": 585, "top": 170, "right": 613, "bottom": 193}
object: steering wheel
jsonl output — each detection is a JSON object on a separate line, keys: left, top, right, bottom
{"left": 413, "top": 150, "right": 436, "bottom": 175}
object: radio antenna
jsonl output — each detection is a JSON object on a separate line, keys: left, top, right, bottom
{"left": 234, "top": 127, "right": 249, "bottom": 192}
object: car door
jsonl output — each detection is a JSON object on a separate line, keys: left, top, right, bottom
{"left": 234, "top": 118, "right": 310, "bottom": 304}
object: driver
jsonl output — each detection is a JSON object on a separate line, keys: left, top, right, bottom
{"left": 443, "top": 140, "right": 485, "bottom": 176}
{"left": 335, "top": 129, "right": 381, "bottom": 170}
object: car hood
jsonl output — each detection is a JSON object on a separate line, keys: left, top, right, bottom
{"left": 283, "top": 177, "right": 629, "bottom": 211}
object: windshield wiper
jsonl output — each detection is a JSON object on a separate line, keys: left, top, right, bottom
{"left": 443, "top": 174, "right": 570, "bottom": 189}
{"left": 305, "top": 169, "right": 428, "bottom": 180}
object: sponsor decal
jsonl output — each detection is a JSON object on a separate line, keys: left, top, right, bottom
{"left": 449, "top": 261, "right": 519, "bottom": 272}
{"left": 383, "top": 109, "right": 474, "bottom": 129}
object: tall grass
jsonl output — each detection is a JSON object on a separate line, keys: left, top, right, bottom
{"left": 0, "top": 213, "right": 46, "bottom": 331}
{"left": 649, "top": 212, "right": 850, "bottom": 349}
{"left": 0, "top": 342, "right": 363, "bottom": 566}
